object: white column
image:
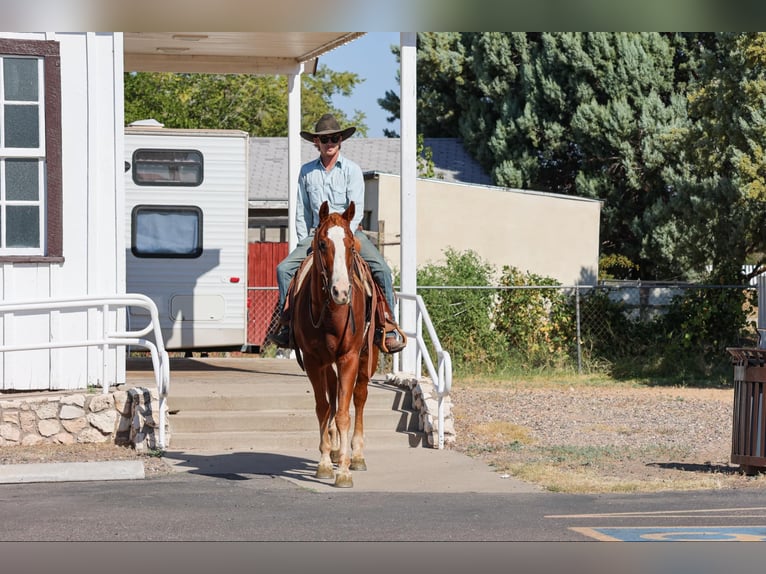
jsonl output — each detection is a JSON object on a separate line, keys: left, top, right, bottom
{"left": 287, "top": 64, "right": 304, "bottom": 251}
{"left": 399, "top": 32, "right": 418, "bottom": 373}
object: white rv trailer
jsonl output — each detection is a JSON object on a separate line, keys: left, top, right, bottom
{"left": 124, "top": 125, "right": 249, "bottom": 351}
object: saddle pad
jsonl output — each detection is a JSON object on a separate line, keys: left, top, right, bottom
{"left": 294, "top": 255, "right": 313, "bottom": 294}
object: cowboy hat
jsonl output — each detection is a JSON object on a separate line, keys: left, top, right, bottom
{"left": 299, "top": 113, "right": 356, "bottom": 142}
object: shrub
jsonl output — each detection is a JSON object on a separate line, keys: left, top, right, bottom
{"left": 494, "top": 266, "right": 576, "bottom": 368}
{"left": 415, "top": 248, "right": 507, "bottom": 373}
{"left": 652, "top": 286, "right": 756, "bottom": 379}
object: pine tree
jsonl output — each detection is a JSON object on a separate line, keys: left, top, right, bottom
{"left": 655, "top": 33, "right": 766, "bottom": 283}
{"left": 456, "top": 33, "right": 691, "bottom": 279}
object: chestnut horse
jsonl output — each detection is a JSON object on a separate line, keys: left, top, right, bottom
{"left": 290, "top": 200, "right": 379, "bottom": 488}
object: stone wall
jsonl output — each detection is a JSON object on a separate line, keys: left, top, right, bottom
{"left": 0, "top": 386, "right": 165, "bottom": 451}
{"left": 386, "top": 373, "right": 456, "bottom": 448}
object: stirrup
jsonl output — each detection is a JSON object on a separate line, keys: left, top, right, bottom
{"left": 268, "top": 325, "right": 292, "bottom": 349}
{"left": 375, "top": 326, "right": 407, "bottom": 354}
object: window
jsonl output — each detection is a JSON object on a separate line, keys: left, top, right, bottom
{"left": 131, "top": 205, "right": 203, "bottom": 258}
{"left": 0, "top": 39, "right": 62, "bottom": 261}
{"left": 132, "top": 149, "right": 203, "bottom": 186}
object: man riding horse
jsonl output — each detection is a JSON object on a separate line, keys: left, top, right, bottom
{"left": 269, "top": 113, "right": 406, "bottom": 354}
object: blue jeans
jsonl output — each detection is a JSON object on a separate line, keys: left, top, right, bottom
{"left": 277, "top": 230, "right": 396, "bottom": 317}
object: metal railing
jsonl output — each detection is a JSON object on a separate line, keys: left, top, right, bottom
{"left": 0, "top": 294, "right": 170, "bottom": 449}
{"left": 393, "top": 292, "right": 453, "bottom": 449}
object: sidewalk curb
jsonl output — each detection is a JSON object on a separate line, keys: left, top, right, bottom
{"left": 0, "top": 460, "right": 145, "bottom": 484}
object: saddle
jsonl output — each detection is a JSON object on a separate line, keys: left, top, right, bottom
{"left": 282, "top": 251, "right": 405, "bottom": 372}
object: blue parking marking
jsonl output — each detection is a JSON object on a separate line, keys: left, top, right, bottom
{"left": 572, "top": 526, "right": 766, "bottom": 542}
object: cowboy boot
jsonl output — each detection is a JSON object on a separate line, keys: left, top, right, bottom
{"left": 374, "top": 319, "right": 407, "bottom": 354}
{"left": 268, "top": 324, "right": 291, "bottom": 349}
{"left": 267, "top": 306, "right": 293, "bottom": 349}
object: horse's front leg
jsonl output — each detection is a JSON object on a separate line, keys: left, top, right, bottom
{"left": 327, "top": 368, "right": 341, "bottom": 464}
{"left": 333, "top": 355, "right": 360, "bottom": 487}
{"left": 305, "top": 359, "right": 334, "bottom": 480}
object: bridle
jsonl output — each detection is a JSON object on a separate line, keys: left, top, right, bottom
{"left": 309, "top": 222, "right": 357, "bottom": 331}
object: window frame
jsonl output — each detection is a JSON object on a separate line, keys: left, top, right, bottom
{"left": 0, "top": 38, "right": 62, "bottom": 263}
{"left": 131, "top": 148, "right": 204, "bottom": 187}
{"left": 131, "top": 204, "right": 204, "bottom": 259}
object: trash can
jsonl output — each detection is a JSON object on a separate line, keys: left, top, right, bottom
{"left": 727, "top": 348, "right": 766, "bottom": 475}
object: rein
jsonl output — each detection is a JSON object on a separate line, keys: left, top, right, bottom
{"left": 296, "top": 222, "right": 376, "bottom": 380}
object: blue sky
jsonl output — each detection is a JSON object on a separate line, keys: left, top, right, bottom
{"left": 318, "top": 32, "right": 401, "bottom": 138}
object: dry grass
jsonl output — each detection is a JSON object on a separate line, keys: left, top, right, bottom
{"left": 451, "top": 377, "right": 766, "bottom": 494}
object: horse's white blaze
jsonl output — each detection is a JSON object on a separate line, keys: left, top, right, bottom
{"left": 328, "top": 225, "right": 350, "bottom": 304}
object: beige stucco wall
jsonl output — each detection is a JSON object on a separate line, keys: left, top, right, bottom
{"left": 364, "top": 174, "right": 601, "bottom": 286}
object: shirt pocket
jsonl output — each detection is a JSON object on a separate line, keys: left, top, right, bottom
{"left": 328, "top": 180, "right": 347, "bottom": 208}
{"left": 305, "top": 182, "right": 323, "bottom": 210}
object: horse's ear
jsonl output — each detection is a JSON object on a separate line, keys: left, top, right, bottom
{"left": 343, "top": 201, "right": 355, "bottom": 223}
{"left": 319, "top": 201, "right": 330, "bottom": 221}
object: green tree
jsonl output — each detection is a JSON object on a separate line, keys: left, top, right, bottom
{"left": 652, "top": 33, "right": 766, "bottom": 285}
{"left": 457, "top": 33, "right": 695, "bottom": 280}
{"left": 378, "top": 33, "right": 465, "bottom": 138}
{"left": 124, "top": 65, "right": 367, "bottom": 136}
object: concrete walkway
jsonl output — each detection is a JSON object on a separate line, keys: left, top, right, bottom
{"left": 142, "top": 357, "right": 539, "bottom": 493}
{"left": 161, "top": 444, "right": 540, "bottom": 493}
{"left": 2, "top": 356, "right": 539, "bottom": 493}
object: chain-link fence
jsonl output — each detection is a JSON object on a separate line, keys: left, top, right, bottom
{"left": 249, "top": 282, "right": 758, "bottom": 379}
{"left": 247, "top": 286, "right": 281, "bottom": 351}
{"left": 412, "top": 282, "right": 758, "bottom": 379}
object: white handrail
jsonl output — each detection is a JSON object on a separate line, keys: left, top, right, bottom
{"left": 393, "top": 292, "right": 453, "bottom": 449}
{"left": 0, "top": 294, "right": 170, "bottom": 449}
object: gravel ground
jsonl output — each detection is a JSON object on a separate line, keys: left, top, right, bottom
{"left": 450, "top": 384, "right": 766, "bottom": 492}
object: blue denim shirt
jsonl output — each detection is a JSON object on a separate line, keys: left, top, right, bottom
{"left": 296, "top": 154, "right": 364, "bottom": 241}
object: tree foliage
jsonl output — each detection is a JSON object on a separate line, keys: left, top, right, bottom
{"left": 459, "top": 33, "right": 696, "bottom": 280}
{"left": 124, "top": 65, "right": 367, "bottom": 136}
{"left": 654, "top": 32, "right": 766, "bottom": 284}
{"left": 378, "top": 33, "right": 465, "bottom": 138}
{"left": 406, "top": 32, "right": 766, "bottom": 285}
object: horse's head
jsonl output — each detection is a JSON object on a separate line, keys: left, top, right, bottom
{"left": 314, "top": 201, "right": 357, "bottom": 305}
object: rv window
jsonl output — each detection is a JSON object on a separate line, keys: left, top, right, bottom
{"left": 132, "top": 149, "right": 203, "bottom": 186}
{"left": 132, "top": 205, "right": 203, "bottom": 258}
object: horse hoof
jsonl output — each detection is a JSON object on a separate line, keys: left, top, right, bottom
{"left": 334, "top": 474, "right": 353, "bottom": 488}
{"left": 350, "top": 457, "right": 367, "bottom": 471}
{"left": 315, "top": 465, "right": 334, "bottom": 480}
{"left": 330, "top": 450, "right": 341, "bottom": 464}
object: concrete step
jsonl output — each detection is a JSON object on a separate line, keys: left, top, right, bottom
{"left": 168, "top": 428, "right": 425, "bottom": 451}
{"left": 167, "top": 382, "right": 412, "bottom": 412}
{"left": 169, "top": 408, "right": 419, "bottom": 433}
{"left": 164, "top": 378, "right": 423, "bottom": 452}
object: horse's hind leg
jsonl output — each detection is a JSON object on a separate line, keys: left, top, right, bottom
{"left": 350, "top": 348, "right": 375, "bottom": 471}
{"left": 349, "top": 376, "right": 369, "bottom": 471}
{"left": 333, "top": 357, "right": 361, "bottom": 488}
